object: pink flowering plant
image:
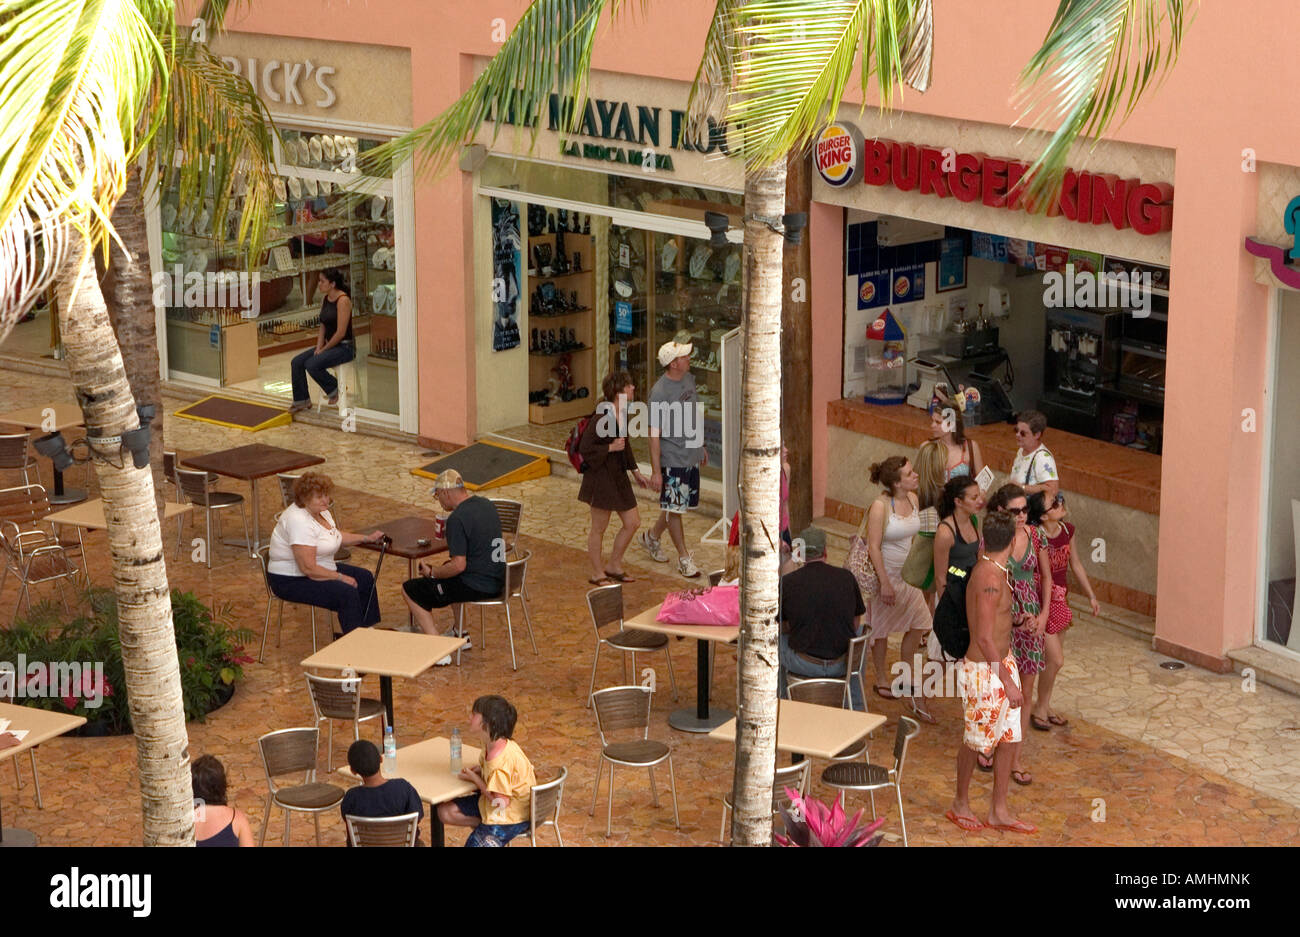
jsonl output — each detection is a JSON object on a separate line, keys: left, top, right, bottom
{"left": 773, "top": 788, "right": 886, "bottom": 847}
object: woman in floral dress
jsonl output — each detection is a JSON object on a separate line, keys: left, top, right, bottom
{"left": 984, "top": 484, "right": 1051, "bottom": 783}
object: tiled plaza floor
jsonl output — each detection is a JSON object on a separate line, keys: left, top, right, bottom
{"left": 2, "top": 367, "right": 1299, "bottom": 846}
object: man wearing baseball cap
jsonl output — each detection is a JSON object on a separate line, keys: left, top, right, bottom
{"left": 401, "top": 469, "right": 506, "bottom": 651}
{"left": 639, "top": 331, "right": 706, "bottom": 578}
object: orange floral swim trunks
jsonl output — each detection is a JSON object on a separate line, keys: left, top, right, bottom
{"left": 959, "top": 652, "right": 1022, "bottom": 758}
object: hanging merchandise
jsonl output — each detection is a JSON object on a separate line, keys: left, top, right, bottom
{"left": 615, "top": 300, "right": 633, "bottom": 335}
{"left": 491, "top": 198, "right": 522, "bottom": 351}
{"left": 661, "top": 240, "right": 678, "bottom": 271}
{"left": 689, "top": 244, "right": 712, "bottom": 279}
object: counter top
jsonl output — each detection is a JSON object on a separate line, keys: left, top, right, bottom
{"left": 827, "top": 398, "right": 1161, "bottom": 515}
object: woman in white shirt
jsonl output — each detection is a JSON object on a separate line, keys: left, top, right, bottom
{"left": 267, "top": 472, "right": 386, "bottom": 635}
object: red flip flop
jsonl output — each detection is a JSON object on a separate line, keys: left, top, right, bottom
{"left": 988, "top": 819, "right": 1038, "bottom": 834}
{"left": 945, "top": 809, "right": 984, "bottom": 833}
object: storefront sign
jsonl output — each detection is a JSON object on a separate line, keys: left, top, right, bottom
{"left": 814, "top": 123, "right": 865, "bottom": 187}
{"left": 491, "top": 199, "right": 522, "bottom": 352}
{"left": 1244, "top": 194, "right": 1300, "bottom": 289}
{"left": 220, "top": 57, "right": 337, "bottom": 108}
{"left": 839, "top": 129, "right": 1174, "bottom": 235}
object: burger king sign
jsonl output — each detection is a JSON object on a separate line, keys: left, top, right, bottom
{"left": 815, "top": 123, "right": 864, "bottom": 187}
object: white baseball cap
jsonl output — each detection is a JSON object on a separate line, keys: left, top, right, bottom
{"left": 658, "top": 339, "right": 692, "bottom": 366}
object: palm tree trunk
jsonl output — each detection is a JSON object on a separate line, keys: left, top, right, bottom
{"left": 730, "top": 160, "right": 787, "bottom": 846}
{"left": 96, "top": 164, "right": 165, "bottom": 500}
{"left": 55, "top": 244, "right": 193, "bottom": 847}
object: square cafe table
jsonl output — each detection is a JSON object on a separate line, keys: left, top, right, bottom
{"left": 45, "top": 497, "right": 193, "bottom": 586}
{"left": 624, "top": 603, "right": 739, "bottom": 733}
{"left": 707, "top": 699, "right": 886, "bottom": 759}
{"left": 356, "top": 516, "right": 448, "bottom": 629}
{"left": 339, "top": 735, "right": 483, "bottom": 847}
{"left": 301, "top": 628, "right": 465, "bottom": 730}
{"left": 181, "top": 444, "right": 324, "bottom": 553}
{"left": 0, "top": 403, "right": 88, "bottom": 504}
{"left": 0, "top": 702, "right": 86, "bottom": 847}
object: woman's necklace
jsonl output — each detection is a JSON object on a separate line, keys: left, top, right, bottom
{"left": 1042, "top": 519, "right": 1062, "bottom": 537}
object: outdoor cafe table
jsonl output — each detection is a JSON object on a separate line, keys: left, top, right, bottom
{"left": 0, "top": 403, "right": 88, "bottom": 505}
{"left": 339, "top": 735, "right": 483, "bottom": 847}
{"left": 0, "top": 702, "right": 85, "bottom": 847}
{"left": 301, "top": 628, "right": 465, "bottom": 730}
{"left": 46, "top": 497, "right": 193, "bottom": 585}
{"left": 706, "top": 699, "right": 886, "bottom": 760}
{"left": 624, "top": 603, "right": 739, "bottom": 733}
{"left": 181, "top": 444, "right": 324, "bottom": 553}
{"left": 356, "top": 516, "right": 447, "bottom": 629}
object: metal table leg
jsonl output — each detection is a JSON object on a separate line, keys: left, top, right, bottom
{"left": 48, "top": 465, "right": 86, "bottom": 506}
{"left": 380, "top": 676, "right": 395, "bottom": 732}
{"left": 668, "top": 638, "right": 733, "bottom": 733}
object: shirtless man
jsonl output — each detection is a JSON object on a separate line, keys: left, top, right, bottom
{"left": 947, "top": 510, "right": 1037, "bottom": 834}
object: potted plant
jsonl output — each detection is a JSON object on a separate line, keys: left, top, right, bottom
{"left": 773, "top": 789, "right": 887, "bottom": 847}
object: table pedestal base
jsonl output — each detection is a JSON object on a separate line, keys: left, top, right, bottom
{"left": 49, "top": 488, "right": 87, "bottom": 506}
{"left": 668, "top": 707, "right": 734, "bottom": 733}
{"left": 0, "top": 828, "right": 37, "bottom": 847}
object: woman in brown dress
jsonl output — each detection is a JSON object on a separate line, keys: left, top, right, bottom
{"left": 580, "top": 370, "right": 651, "bottom": 584}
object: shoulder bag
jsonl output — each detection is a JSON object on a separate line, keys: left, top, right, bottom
{"left": 843, "top": 505, "right": 880, "bottom": 602}
{"left": 901, "top": 510, "right": 936, "bottom": 590}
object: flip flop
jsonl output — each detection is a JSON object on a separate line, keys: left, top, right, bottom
{"left": 873, "top": 685, "right": 898, "bottom": 700}
{"left": 588, "top": 577, "right": 614, "bottom": 586}
{"left": 908, "top": 702, "right": 938, "bottom": 725}
{"left": 1012, "top": 769, "right": 1033, "bottom": 786}
{"left": 977, "top": 753, "right": 993, "bottom": 773}
{"left": 604, "top": 570, "right": 637, "bottom": 583}
{"left": 1048, "top": 714, "right": 1070, "bottom": 727}
{"left": 988, "top": 819, "right": 1037, "bottom": 834}
{"left": 945, "top": 809, "right": 984, "bottom": 833}
{"left": 1030, "top": 714, "right": 1052, "bottom": 731}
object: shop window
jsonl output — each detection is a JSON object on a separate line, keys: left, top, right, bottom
{"left": 1261, "top": 290, "right": 1300, "bottom": 652}
{"left": 161, "top": 129, "right": 399, "bottom": 415}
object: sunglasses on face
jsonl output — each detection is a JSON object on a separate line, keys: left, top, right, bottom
{"left": 1007, "top": 505, "right": 1028, "bottom": 515}
{"left": 1053, "top": 494, "right": 1066, "bottom": 506}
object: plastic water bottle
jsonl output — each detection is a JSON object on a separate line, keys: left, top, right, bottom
{"left": 449, "top": 728, "right": 462, "bottom": 775}
{"left": 383, "top": 726, "right": 397, "bottom": 776}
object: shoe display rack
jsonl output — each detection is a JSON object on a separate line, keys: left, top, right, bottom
{"left": 528, "top": 227, "right": 596, "bottom": 425}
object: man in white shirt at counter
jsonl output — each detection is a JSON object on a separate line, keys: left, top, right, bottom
{"left": 1010, "top": 410, "right": 1060, "bottom": 501}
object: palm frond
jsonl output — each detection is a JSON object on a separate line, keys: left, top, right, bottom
{"left": 725, "top": 0, "right": 931, "bottom": 169}
{"left": 1015, "top": 0, "right": 1190, "bottom": 208}
{"left": 356, "top": 0, "right": 644, "bottom": 184}
{"left": 0, "top": 0, "right": 170, "bottom": 343}
{"left": 686, "top": 0, "right": 742, "bottom": 128}
{"left": 150, "top": 35, "right": 280, "bottom": 264}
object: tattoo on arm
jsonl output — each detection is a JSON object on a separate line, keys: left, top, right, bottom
{"left": 981, "top": 586, "right": 1001, "bottom": 594}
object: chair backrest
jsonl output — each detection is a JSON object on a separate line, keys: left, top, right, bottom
{"left": 586, "top": 583, "right": 623, "bottom": 637}
{"left": 530, "top": 766, "right": 567, "bottom": 839}
{"left": 0, "top": 434, "right": 31, "bottom": 470}
{"left": 0, "top": 484, "right": 50, "bottom": 531}
{"left": 590, "top": 685, "right": 652, "bottom": 743}
{"left": 490, "top": 498, "right": 522, "bottom": 551}
{"left": 305, "top": 672, "right": 363, "bottom": 722}
{"left": 844, "top": 633, "right": 871, "bottom": 708}
{"left": 176, "top": 468, "right": 216, "bottom": 506}
{"left": 708, "top": 569, "right": 724, "bottom": 587}
{"left": 893, "top": 715, "right": 921, "bottom": 778}
{"left": 162, "top": 451, "right": 177, "bottom": 487}
{"left": 257, "top": 727, "right": 320, "bottom": 785}
{"left": 344, "top": 812, "right": 420, "bottom": 847}
{"left": 254, "top": 546, "right": 273, "bottom": 593}
{"left": 786, "top": 678, "right": 849, "bottom": 710}
{"left": 773, "top": 760, "right": 812, "bottom": 806}
{"left": 505, "top": 550, "right": 529, "bottom": 596}
{"left": 277, "top": 473, "right": 300, "bottom": 509}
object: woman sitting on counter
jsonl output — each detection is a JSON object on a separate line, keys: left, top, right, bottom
{"left": 266, "top": 472, "right": 386, "bottom": 636}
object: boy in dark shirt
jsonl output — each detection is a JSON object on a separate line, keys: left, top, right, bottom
{"left": 778, "top": 526, "right": 867, "bottom": 710}
{"left": 340, "top": 740, "right": 425, "bottom": 845}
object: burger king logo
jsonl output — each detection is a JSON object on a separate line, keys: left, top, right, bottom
{"left": 860, "top": 279, "right": 876, "bottom": 303}
{"left": 815, "top": 123, "right": 864, "bottom": 188}
{"left": 894, "top": 275, "right": 910, "bottom": 298}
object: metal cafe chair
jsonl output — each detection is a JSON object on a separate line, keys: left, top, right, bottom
{"left": 304, "top": 672, "right": 388, "bottom": 773}
{"left": 254, "top": 546, "right": 338, "bottom": 661}
{"left": 718, "top": 759, "right": 810, "bottom": 845}
{"left": 589, "top": 685, "right": 680, "bottom": 838}
{"left": 528, "top": 766, "right": 568, "bottom": 847}
{"left": 256, "top": 727, "right": 345, "bottom": 847}
{"left": 785, "top": 633, "right": 872, "bottom": 713}
{"left": 584, "top": 583, "right": 678, "bottom": 707}
{"left": 0, "top": 433, "right": 41, "bottom": 488}
{"left": 490, "top": 498, "right": 530, "bottom": 602}
{"left": 822, "top": 715, "right": 921, "bottom": 847}
{"left": 344, "top": 812, "right": 420, "bottom": 847}
{"left": 175, "top": 468, "right": 250, "bottom": 568}
{"left": 0, "top": 484, "right": 79, "bottom": 622}
{"left": 453, "top": 550, "right": 537, "bottom": 671}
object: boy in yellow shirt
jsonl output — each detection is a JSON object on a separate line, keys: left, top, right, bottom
{"left": 438, "top": 695, "right": 537, "bottom": 846}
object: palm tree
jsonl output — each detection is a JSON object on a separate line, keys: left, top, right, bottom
{"left": 0, "top": 0, "right": 278, "bottom": 845}
{"left": 358, "top": 0, "right": 1188, "bottom": 846}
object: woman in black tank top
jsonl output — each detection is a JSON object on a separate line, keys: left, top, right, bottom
{"left": 933, "top": 476, "right": 984, "bottom": 596}
{"left": 289, "top": 267, "right": 357, "bottom": 412}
